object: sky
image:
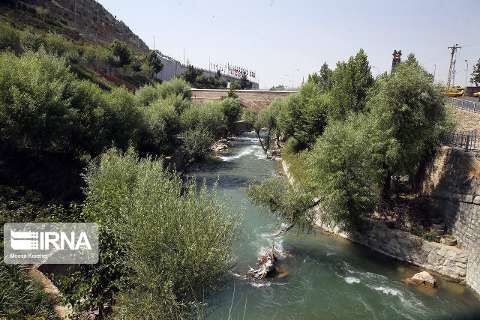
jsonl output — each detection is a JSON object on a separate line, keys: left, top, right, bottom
{"left": 98, "top": 0, "right": 479, "bottom": 89}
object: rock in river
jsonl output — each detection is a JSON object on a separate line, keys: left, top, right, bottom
{"left": 406, "top": 271, "right": 437, "bottom": 288}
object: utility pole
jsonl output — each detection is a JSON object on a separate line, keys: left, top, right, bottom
{"left": 433, "top": 64, "right": 437, "bottom": 82}
{"left": 465, "top": 59, "right": 469, "bottom": 87}
{"left": 447, "top": 44, "right": 461, "bottom": 88}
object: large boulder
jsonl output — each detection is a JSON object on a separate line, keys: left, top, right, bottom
{"left": 406, "top": 271, "right": 437, "bottom": 288}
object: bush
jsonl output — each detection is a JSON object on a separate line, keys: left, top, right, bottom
{"left": 220, "top": 97, "right": 243, "bottom": 134}
{"left": 79, "top": 149, "right": 236, "bottom": 318}
{"left": 181, "top": 101, "right": 226, "bottom": 138}
{"left": 0, "top": 23, "right": 22, "bottom": 53}
{"left": 101, "top": 87, "right": 143, "bottom": 151}
{"left": 181, "top": 127, "right": 215, "bottom": 162}
{"left": 0, "top": 50, "right": 78, "bottom": 151}
{"left": 135, "top": 78, "right": 191, "bottom": 107}
{"left": 140, "top": 96, "right": 181, "bottom": 154}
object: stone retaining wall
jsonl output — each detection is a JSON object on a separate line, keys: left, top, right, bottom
{"left": 313, "top": 212, "right": 468, "bottom": 281}
{"left": 281, "top": 157, "right": 480, "bottom": 295}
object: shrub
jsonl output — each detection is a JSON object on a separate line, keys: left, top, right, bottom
{"left": 0, "top": 23, "right": 22, "bottom": 53}
{"left": 181, "top": 127, "right": 215, "bottom": 162}
{"left": 135, "top": 78, "right": 191, "bottom": 107}
{"left": 108, "top": 40, "right": 132, "bottom": 67}
{"left": 79, "top": 149, "right": 236, "bottom": 318}
{"left": 181, "top": 101, "right": 226, "bottom": 138}
{"left": 101, "top": 87, "right": 143, "bottom": 151}
{"left": 140, "top": 96, "right": 181, "bottom": 154}
{"left": 0, "top": 50, "right": 78, "bottom": 151}
{"left": 220, "top": 97, "right": 243, "bottom": 134}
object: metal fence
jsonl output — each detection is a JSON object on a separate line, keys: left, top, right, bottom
{"left": 448, "top": 97, "right": 480, "bottom": 113}
{"left": 443, "top": 131, "right": 480, "bottom": 152}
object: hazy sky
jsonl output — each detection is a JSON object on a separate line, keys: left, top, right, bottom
{"left": 98, "top": 0, "right": 478, "bottom": 89}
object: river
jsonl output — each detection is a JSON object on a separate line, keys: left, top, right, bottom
{"left": 189, "top": 132, "right": 480, "bottom": 320}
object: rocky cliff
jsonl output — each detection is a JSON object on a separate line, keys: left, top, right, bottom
{"left": 1, "top": 0, "right": 149, "bottom": 53}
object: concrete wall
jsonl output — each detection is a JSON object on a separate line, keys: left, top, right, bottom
{"left": 155, "top": 53, "right": 259, "bottom": 88}
{"left": 191, "top": 88, "right": 297, "bottom": 110}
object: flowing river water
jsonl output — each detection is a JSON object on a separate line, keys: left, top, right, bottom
{"left": 189, "top": 132, "right": 480, "bottom": 320}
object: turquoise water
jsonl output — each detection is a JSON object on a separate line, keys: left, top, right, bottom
{"left": 189, "top": 132, "right": 480, "bottom": 320}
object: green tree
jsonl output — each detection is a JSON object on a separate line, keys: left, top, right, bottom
{"left": 471, "top": 58, "right": 480, "bottom": 86}
{"left": 308, "top": 62, "right": 333, "bottom": 93}
{"left": 239, "top": 73, "right": 252, "bottom": 89}
{"left": 368, "top": 59, "right": 449, "bottom": 198}
{"left": 146, "top": 50, "right": 163, "bottom": 74}
{"left": 109, "top": 40, "right": 132, "bottom": 67}
{"left": 182, "top": 65, "right": 202, "bottom": 86}
{"left": 307, "top": 114, "right": 383, "bottom": 228}
{"left": 220, "top": 97, "right": 243, "bottom": 134}
{"left": 276, "top": 82, "right": 330, "bottom": 149}
{"left": 331, "top": 49, "right": 374, "bottom": 118}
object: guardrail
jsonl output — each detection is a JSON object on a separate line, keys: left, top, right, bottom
{"left": 443, "top": 131, "right": 480, "bottom": 152}
{"left": 448, "top": 97, "right": 480, "bottom": 113}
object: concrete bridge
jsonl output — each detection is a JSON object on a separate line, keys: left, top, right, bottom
{"left": 191, "top": 88, "right": 297, "bottom": 110}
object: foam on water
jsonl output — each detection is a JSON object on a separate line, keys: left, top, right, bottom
{"left": 219, "top": 144, "right": 266, "bottom": 162}
{"left": 370, "top": 286, "right": 402, "bottom": 296}
{"left": 345, "top": 276, "right": 361, "bottom": 284}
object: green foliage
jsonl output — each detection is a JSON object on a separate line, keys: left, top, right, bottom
{"left": 308, "top": 62, "right": 333, "bottom": 93}
{"left": 368, "top": 59, "right": 449, "bottom": 187}
{"left": 307, "top": 114, "right": 383, "bottom": 228}
{"left": 0, "top": 50, "right": 78, "bottom": 151}
{"left": 0, "top": 264, "right": 59, "bottom": 319}
{"left": 220, "top": 97, "right": 243, "bottom": 134}
{"left": 146, "top": 50, "right": 163, "bottom": 74}
{"left": 471, "top": 58, "right": 480, "bottom": 86}
{"left": 181, "top": 127, "right": 215, "bottom": 162}
{"left": 78, "top": 149, "right": 236, "bottom": 318}
{"left": 182, "top": 65, "right": 227, "bottom": 89}
{"left": 330, "top": 49, "right": 374, "bottom": 119}
{"left": 102, "top": 87, "right": 143, "bottom": 150}
{"left": 181, "top": 101, "right": 226, "bottom": 138}
{"left": 135, "top": 78, "right": 192, "bottom": 107}
{"left": 248, "top": 177, "right": 314, "bottom": 230}
{"left": 239, "top": 73, "right": 252, "bottom": 89}
{"left": 0, "top": 23, "right": 22, "bottom": 53}
{"left": 108, "top": 40, "right": 132, "bottom": 67}
{"left": 277, "top": 82, "right": 330, "bottom": 149}
{"left": 140, "top": 96, "right": 182, "bottom": 154}
{"left": 270, "top": 84, "right": 287, "bottom": 91}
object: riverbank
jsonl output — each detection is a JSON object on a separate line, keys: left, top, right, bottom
{"left": 281, "top": 155, "right": 480, "bottom": 296}
{"left": 202, "top": 132, "right": 480, "bottom": 319}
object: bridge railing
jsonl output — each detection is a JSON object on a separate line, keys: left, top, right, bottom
{"left": 448, "top": 97, "right": 480, "bottom": 113}
{"left": 443, "top": 131, "right": 480, "bottom": 152}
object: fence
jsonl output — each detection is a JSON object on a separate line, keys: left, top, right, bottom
{"left": 443, "top": 131, "right": 480, "bottom": 152}
{"left": 448, "top": 97, "right": 480, "bottom": 113}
